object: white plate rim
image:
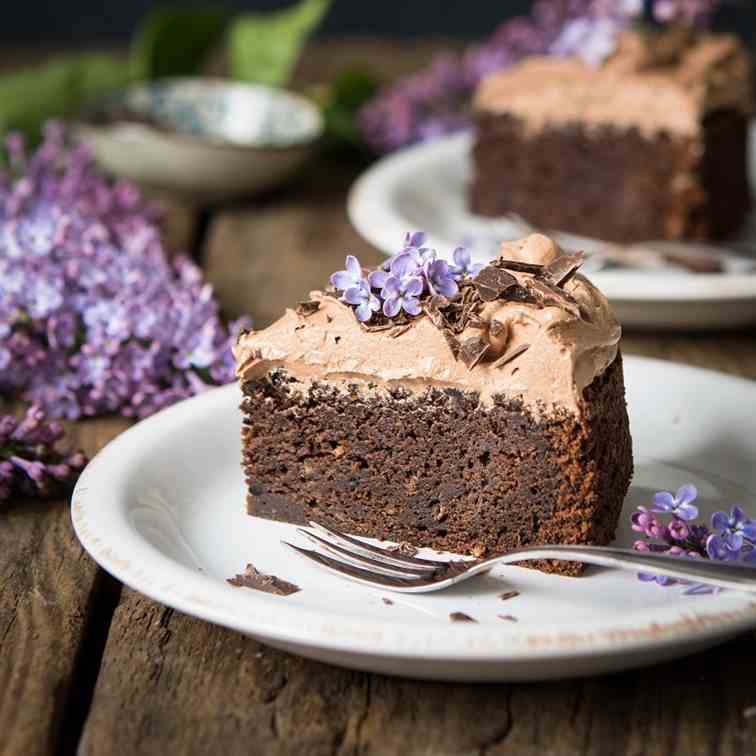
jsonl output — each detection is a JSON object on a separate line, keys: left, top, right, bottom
{"left": 347, "top": 130, "right": 756, "bottom": 303}
{"left": 71, "top": 356, "right": 756, "bottom": 668}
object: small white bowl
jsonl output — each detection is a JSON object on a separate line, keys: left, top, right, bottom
{"left": 76, "top": 78, "right": 323, "bottom": 203}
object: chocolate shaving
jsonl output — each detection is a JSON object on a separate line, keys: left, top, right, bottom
{"left": 227, "top": 564, "right": 300, "bottom": 596}
{"left": 525, "top": 278, "right": 582, "bottom": 319}
{"left": 488, "top": 318, "right": 507, "bottom": 338}
{"left": 498, "top": 590, "right": 520, "bottom": 601}
{"left": 443, "top": 330, "right": 461, "bottom": 360}
{"left": 382, "top": 597, "right": 394, "bottom": 605}
{"left": 492, "top": 343, "right": 530, "bottom": 369}
{"left": 474, "top": 266, "right": 518, "bottom": 302}
{"left": 493, "top": 258, "right": 544, "bottom": 275}
{"left": 295, "top": 300, "right": 320, "bottom": 317}
{"left": 423, "top": 296, "right": 450, "bottom": 329}
{"left": 541, "top": 251, "right": 585, "bottom": 287}
{"left": 460, "top": 336, "right": 490, "bottom": 370}
{"left": 498, "top": 614, "right": 518, "bottom": 622}
{"left": 389, "top": 324, "right": 412, "bottom": 338}
{"left": 449, "top": 611, "right": 477, "bottom": 623}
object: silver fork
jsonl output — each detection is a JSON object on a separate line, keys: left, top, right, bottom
{"left": 283, "top": 521, "right": 756, "bottom": 594}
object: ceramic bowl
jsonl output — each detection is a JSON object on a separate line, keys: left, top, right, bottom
{"left": 76, "top": 78, "right": 323, "bottom": 203}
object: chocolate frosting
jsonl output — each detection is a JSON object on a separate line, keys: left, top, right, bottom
{"left": 474, "top": 28, "right": 753, "bottom": 138}
{"left": 234, "top": 234, "right": 622, "bottom": 416}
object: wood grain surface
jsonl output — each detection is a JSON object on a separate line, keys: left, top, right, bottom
{"left": 2, "top": 38, "right": 756, "bottom": 756}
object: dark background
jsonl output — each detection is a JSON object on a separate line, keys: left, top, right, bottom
{"left": 1, "top": 0, "right": 753, "bottom": 43}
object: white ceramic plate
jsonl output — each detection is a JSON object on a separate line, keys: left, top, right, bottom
{"left": 347, "top": 130, "right": 756, "bottom": 330}
{"left": 71, "top": 356, "right": 756, "bottom": 682}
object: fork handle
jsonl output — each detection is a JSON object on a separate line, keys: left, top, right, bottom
{"left": 476, "top": 545, "right": 756, "bottom": 592}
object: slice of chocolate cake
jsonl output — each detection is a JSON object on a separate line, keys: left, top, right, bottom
{"left": 234, "top": 233, "right": 633, "bottom": 576}
{"left": 470, "top": 28, "right": 753, "bottom": 243}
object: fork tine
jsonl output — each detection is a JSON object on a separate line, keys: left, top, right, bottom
{"left": 308, "top": 521, "right": 442, "bottom": 568}
{"left": 296, "top": 528, "right": 435, "bottom": 578}
{"left": 282, "top": 542, "right": 432, "bottom": 588}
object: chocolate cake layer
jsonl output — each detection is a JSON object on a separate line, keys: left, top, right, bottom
{"left": 470, "top": 108, "right": 751, "bottom": 243}
{"left": 240, "top": 355, "right": 632, "bottom": 577}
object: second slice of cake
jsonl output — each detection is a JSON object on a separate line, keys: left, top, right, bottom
{"left": 235, "top": 233, "right": 633, "bottom": 575}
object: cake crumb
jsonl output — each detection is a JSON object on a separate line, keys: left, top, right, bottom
{"left": 228, "top": 564, "right": 300, "bottom": 596}
{"left": 498, "top": 591, "right": 520, "bottom": 602}
{"left": 744, "top": 705, "right": 756, "bottom": 719}
{"left": 450, "top": 611, "right": 477, "bottom": 623}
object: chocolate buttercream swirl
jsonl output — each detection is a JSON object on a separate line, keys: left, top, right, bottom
{"left": 234, "top": 234, "right": 622, "bottom": 416}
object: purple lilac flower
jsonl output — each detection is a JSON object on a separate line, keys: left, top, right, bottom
{"left": 359, "top": 0, "right": 723, "bottom": 152}
{"left": 425, "top": 259, "right": 459, "bottom": 298}
{"left": 710, "top": 506, "right": 756, "bottom": 550}
{"left": 0, "top": 404, "right": 86, "bottom": 502}
{"left": 330, "top": 255, "right": 365, "bottom": 291}
{"left": 381, "top": 276, "right": 424, "bottom": 318}
{"left": 0, "top": 123, "right": 251, "bottom": 420}
{"left": 650, "top": 484, "right": 699, "bottom": 521}
{"left": 343, "top": 280, "right": 381, "bottom": 322}
{"left": 449, "top": 246, "right": 484, "bottom": 281}
{"left": 632, "top": 483, "right": 756, "bottom": 594}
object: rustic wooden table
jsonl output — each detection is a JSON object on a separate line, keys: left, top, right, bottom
{"left": 2, "top": 39, "right": 756, "bottom": 756}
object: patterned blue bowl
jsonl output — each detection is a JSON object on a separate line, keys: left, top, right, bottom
{"left": 77, "top": 78, "right": 324, "bottom": 202}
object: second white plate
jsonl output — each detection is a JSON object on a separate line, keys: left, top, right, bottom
{"left": 347, "top": 130, "right": 756, "bottom": 330}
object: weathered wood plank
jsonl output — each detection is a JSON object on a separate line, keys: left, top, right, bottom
{"left": 0, "top": 416, "right": 128, "bottom": 756}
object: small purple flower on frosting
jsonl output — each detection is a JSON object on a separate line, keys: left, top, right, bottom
{"left": 343, "top": 280, "right": 381, "bottom": 323}
{"left": 710, "top": 505, "right": 756, "bottom": 551}
{"left": 449, "top": 246, "right": 484, "bottom": 281}
{"left": 425, "top": 259, "right": 458, "bottom": 298}
{"left": 650, "top": 484, "right": 699, "bottom": 522}
{"left": 381, "top": 275, "right": 424, "bottom": 318}
{"left": 330, "top": 255, "right": 365, "bottom": 292}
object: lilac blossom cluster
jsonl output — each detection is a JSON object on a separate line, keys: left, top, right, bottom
{"left": 0, "top": 122, "right": 251, "bottom": 420}
{"left": 359, "top": 0, "right": 722, "bottom": 152}
{"left": 330, "top": 232, "right": 483, "bottom": 323}
{"left": 0, "top": 404, "right": 87, "bottom": 502}
{"left": 631, "top": 484, "right": 756, "bottom": 594}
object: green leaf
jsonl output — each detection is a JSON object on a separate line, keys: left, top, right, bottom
{"left": 318, "top": 67, "right": 379, "bottom": 152}
{"left": 229, "top": 0, "right": 332, "bottom": 86}
{"left": 131, "top": 6, "right": 230, "bottom": 80}
{"left": 0, "top": 54, "right": 131, "bottom": 139}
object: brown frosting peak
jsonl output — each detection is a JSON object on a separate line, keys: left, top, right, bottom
{"left": 474, "top": 28, "right": 753, "bottom": 137}
{"left": 234, "top": 234, "right": 622, "bottom": 416}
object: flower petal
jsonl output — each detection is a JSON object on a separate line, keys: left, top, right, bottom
{"left": 402, "top": 297, "right": 422, "bottom": 316}
{"left": 381, "top": 277, "right": 400, "bottom": 298}
{"left": 675, "top": 483, "right": 698, "bottom": 506}
{"left": 368, "top": 270, "right": 388, "bottom": 289}
{"left": 404, "top": 276, "right": 424, "bottom": 297}
{"left": 368, "top": 293, "right": 381, "bottom": 312}
{"left": 354, "top": 302, "right": 373, "bottom": 322}
{"left": 345, "top": 255, "right": 362, "bottom": 278}
{"left": 343, "top": 286, "right": 366, "bottom": 306}
{"left": 469, "top": 262, "right": 485, "bottom": 278}
{"left": 331, "top": 271, "right": 355, "bottom": 291}
{"left": 652, "top": 491, "right": 675, "bottom": 512}
{"left": 406, "top": 231, "right": 426, "bottom": 248}
{"left": 730, "top": 505, "right": 747, "bottom": 525}
{"left": 711, "top": 510, "right": 730, "bottom": 532}
{"left": 675, "top": 501, "right": 698, "bottom": 522}
{"left": 435, "top": 278, "right": 459, "bottom": 298}
{"left": 391, "top": 253, "right": 420, "bottom": 279}
{"left": 452, "top": 246, "right": 469, "bottom": 268}
{"left": 383, "top": 297, "right": 401, "bottom": 318}
{"left": 741, "top": 521, "right": 756, "bottom": 543}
